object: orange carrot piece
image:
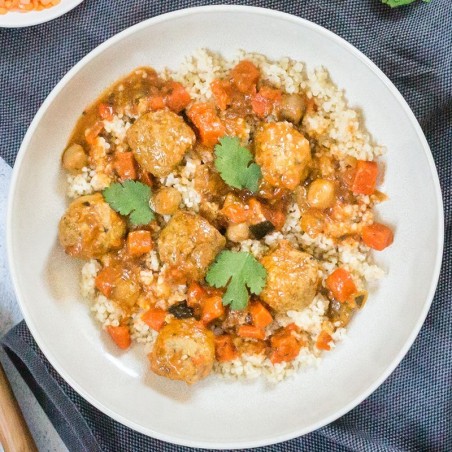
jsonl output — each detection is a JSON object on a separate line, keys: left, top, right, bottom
{"left": 127, "top": 230, "right": 152, "bottom": 256}
{"left": 187, "top": 103, "right": 226, "bottom": 147}
{"left": 230, "top": 60, "right": 260, "bottom": 94}
{"left": 114, "top": 152, "right": 137, "bottom": 181}
{"left": 85, "top": 121, "right": 104, "bottom": 145}
{"left": 326, "top": 268, "right": 357, "bottom": 303}
{"left": 165, "top": 82, "right": 191, "bottom": 113}
{"left": 270, "top": 327, "right": 302, "bottom": 364}
{"left": 148, "top": 96, "right": 165, "bottom": 111}
{"left": 138, "top": 170, "right": 154, "bottom": 187}
{"left": 141, "top": 308, "right": 167, "bottom": 332}
{"left": 95, "top": 266, "right": 120, "bottom": 298}
{"left": 251, "top": 86, "right": 282, "bottom": 117}
{"left": 187, "top": 282, "right": 207, "bottom": 307}
{"left": 362, "top": 223, "right": 394, "bottom": 251}
{"left": 214, "top": 335, "right": 238, "bottom": 362}
{"left": 316, "top": 330, "right": 333, "bottom": 351}
{"left": 221, "top": 203, "right": 249, "bottom": 223}
{"left": 261, "top": 203, "right": 286, "bottom": 231}
{"left": 98, "top": 102, "right": 113, "bottom": 121}
{"left": 107, "top": 325, "right": 131, "bottom": 350}
{"left": 202, "top": 296, "right": 225, "bottom": 324}
{"left": 211, "top": 79, "right": 233, "bottom": 110}
{"left": 352, "top": 160, "right": 378, "bottom": 195}
{"left": 237, "top": 325, "right": 266, "bottom": 341}
{"left": 250, "top": 302, "right": 273, "bottom": 328}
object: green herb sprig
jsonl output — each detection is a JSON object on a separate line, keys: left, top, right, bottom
{"left": 214, "top": 136, "right": 262, "bottom": 193}
{"left": 381, "top": 0, "right": 431, "bottom": 7}
{"left": 206, "top": 250, "right": 267, "bottom": 310}
{"left": 103, "top": 180, "right": 155, "bottom": 226}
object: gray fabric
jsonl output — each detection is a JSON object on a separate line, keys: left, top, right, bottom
{"left": 1, "top": 0, "right": 451, "bottom": 451}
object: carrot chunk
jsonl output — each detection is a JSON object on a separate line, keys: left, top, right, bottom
{"left": 249, "top": 302, "right": 273, "bottom": 328}
{"left": 237, "top": 325, "right": 266, "bottom": 340}
{"left": 221, "top": 203, "right": 249, "bottom": 223}
{"left": 214, "top": 335, "right": 238, "bottom": 362}
{"left": 148, "top": 96, "right": 165, "bottom": 111}
{"left": 114, "top": 152, "right": 137, "bottom": 181}
{"left": 165, "top": 82, "right": 191, "bottom": 113}
{"left": 211, "top": 79, "right": 233, "bottom": 110}
{"left": 352, "top": 160, "right": 378, "bottom": 195}
{"left": 106, "top": 325, "right": 131, "bottom": 350}
{"left": 251, "top": 86, "right": 282, "bottom": 117}
{"left": 186, "top": 103, "right": 226, "bottom": 147}
{"left": 270, "top": 326, "right": 302, "bottom": 364}
{"left": 95, "top": 266, "right": 120, "bottom": 298}
{"left": 326, "top": 268, "right": 357, "bottom": 303}
{"left": 141, "top": 308, "right": 167, "bottom": 331}
{"left": 230, "top": 60, "right": 260, "bottom": 94}
{"left": 85, "top": 121, "right": 104, "bottom": 145}
{"left": 127, "top": 230, "right": 152, "bottom": 256}
{"left": 138, "top": 170, "right": 154, "bottom": 187}
{"left": 98, "top": 103, "right": 114, "bottom": 121}
{"left": 202, "top": 296, "right": 225, "bottom": 324}
{"left": 316, "top": 330, "right": 333, "bottom": 351}
{"left": 187, "top": 282, "right": 207, "bottom": 307}
{"left": 362, "top": 223, "right": 394, "bottom": 251}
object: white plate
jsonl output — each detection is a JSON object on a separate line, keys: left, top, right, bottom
{"left": 0, "top": 0, "right": 82, "bottom": 28}
{"left": 7, "top": 6, "right": 443, "bottom": 449}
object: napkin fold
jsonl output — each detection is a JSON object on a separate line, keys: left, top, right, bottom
{"left": 1, "top": 1, "right": 451, "bottom": 451}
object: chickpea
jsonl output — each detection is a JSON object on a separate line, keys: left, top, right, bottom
{"left": 278, "top": 93, "right": 306, "bottom": 124}
{"left": 300, "top": 209, "right": 326, "bottom": 237}
{"left": 307, "top": 179, "right": 336, "bottom": 209}
{"left": 62, "top": 143, "right": 87, "bottom": 173}
{"left": 152, "top": 187, "right": 182, "bottom": 215}
{"left": 226, "top": 222, "right": 250, "bottom": 243}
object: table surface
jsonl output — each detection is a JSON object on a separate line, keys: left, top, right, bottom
{"left": 0, "top": 159, "right": 68, "bottom": 452}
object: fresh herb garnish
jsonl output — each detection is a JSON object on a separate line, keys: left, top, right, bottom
{"left": 103, "top": 180, "right": 155, "bottom": 226}
{"left": 381, "top": 0, "right": 430, "bottom": 7}
{"left": 214, "top": 136, "right": 262, "bottom": 193}
{"left": 206, "top": 250, "right": 267, "bottom": 310}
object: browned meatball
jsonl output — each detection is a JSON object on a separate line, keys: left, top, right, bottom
{"left": 260, "top": 242, "right": 320, "bottom": 313}
{"left": 157, "top": 211, "right": 226, "bottom": 281}
{"left": 126, "top": 110, "right": 196, "bottom": 177}
{"left": 96, "top": 263, "right": 141, "bottom": 311}
{"left": 149, "top": 319, "right": 215, "bottom": 384}
{"left": 254, "top": 122, "right": 311, "bottom": 190}
{"left": 58, "top": 194, "right": 126, "bottom": 259}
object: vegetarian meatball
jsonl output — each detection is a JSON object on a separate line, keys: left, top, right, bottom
{"left": 254, "top": 122, "right": 311, "bottom": 190}
{"left": 126, "top": 110, "right": 196, "bottom": 178}
{"left": 157, "top": 211, "right": 226, "bottom": 281}
{"left": 149, "top": 319, "right": 215, "bottom": 384}
{"left": 260, "top": 241, "right": 320, "bottom": 313}
{"left": 58, "top": 193, "right": 126, "bottom": 259}
{"left": 95, "top": 264, "right": 141, "bottom": 311}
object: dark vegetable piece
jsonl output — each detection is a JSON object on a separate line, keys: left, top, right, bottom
{"left": 168, "top": 301, "right": 194, "bottom": 319}
{"left": 249, "top": 221, "right": 275, "bottom": 239}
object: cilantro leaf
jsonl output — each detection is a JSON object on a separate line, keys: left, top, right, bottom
{"left": 205, "top": 250, "right": 267, "bottom": 310}
{"left": 381, "top": 0, "right": 430, "bottom": 7}
{"left": 103, "top": 180, "right": 155, "bottom": 226}
{"left": 214, "top": 136, "right": 262, "bottom": 193}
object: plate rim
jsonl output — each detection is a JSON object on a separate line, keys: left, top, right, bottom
{"left": 6, "top": 5, "right": 445, "bottom": 449}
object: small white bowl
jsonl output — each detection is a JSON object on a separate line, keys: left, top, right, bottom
{"left": 0, "top": 0, "right": 83, "bottom": 28}
{"left": 7, "top": 5, "right": 444, "bottom": 449}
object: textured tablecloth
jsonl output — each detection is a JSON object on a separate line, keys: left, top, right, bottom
{"left": 1, "top": 1, "right": 451, "bottom": 451}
